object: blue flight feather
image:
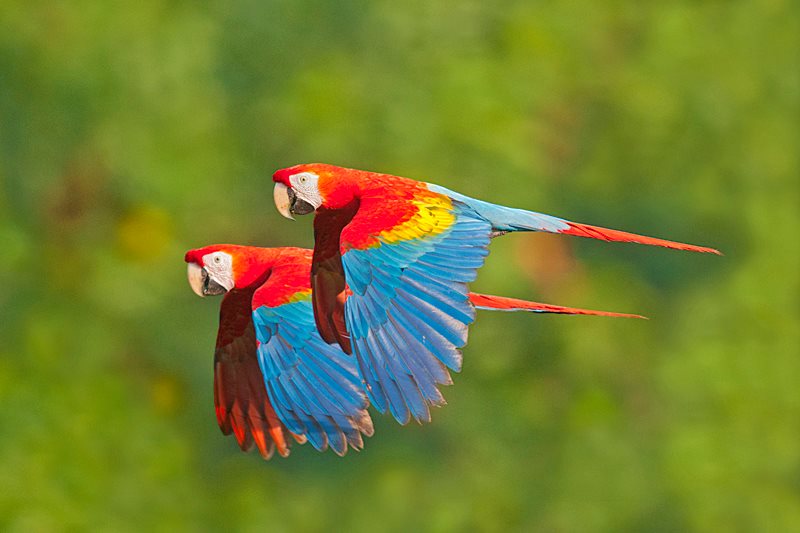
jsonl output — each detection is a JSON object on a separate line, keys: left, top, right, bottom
{"left": 340, "top": 204, "right": 491, "bottom": 423}
{"left": 252, "top": 298, "right": 369, "bottom": 453}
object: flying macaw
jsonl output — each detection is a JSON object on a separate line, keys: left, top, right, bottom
{"left": 185, "top": 244, "right": 374, "bottom": 459}
{"left": 272, "top": 163, "right": 720, "bottom": 424}
{"left": 187, "top": 244, "right": 642, "bottom": 449}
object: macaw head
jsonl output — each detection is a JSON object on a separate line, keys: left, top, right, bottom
{"left": 185, "top": 245, "right": 280, "bottom": 297}
{"left": 185, "top": 245, "right": 237, "bottom": 297}
{"left": 272, "top": 163, "right": 359, "bottom": 218}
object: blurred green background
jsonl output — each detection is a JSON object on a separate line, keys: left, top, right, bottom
{"left": 1, "top": 1, "right": 797, "bottom": 531}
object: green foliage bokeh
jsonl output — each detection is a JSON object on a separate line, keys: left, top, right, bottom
{"left": 1, "top": 1, "right": 797, "bottom": 531}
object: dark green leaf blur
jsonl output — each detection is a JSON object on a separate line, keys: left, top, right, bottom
{"left": 1, "top": 1, "right": 797, "bottom": 531}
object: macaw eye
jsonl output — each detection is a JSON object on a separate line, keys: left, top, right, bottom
{"left": 214, "top": 255, "right": 222, "bottom": 264}
{"left": 298, "top": 175, "right": 307, "bottom": 184}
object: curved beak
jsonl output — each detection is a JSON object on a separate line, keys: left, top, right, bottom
{"left": 187, "top": 263, "right": 229, "bottom": 297}
{"left": 187, "top": 262, "right": 206, "bottom": 297}
{"left": 274, "top": 182, "right": 317, "bottom": 218}
{"left": 273, "top": 182, "right": 294, "bottom": 220}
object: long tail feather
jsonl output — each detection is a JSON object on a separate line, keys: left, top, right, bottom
{"left": 468, "top": 293, "right": 646, "bottom": 319}
{"left": 427, "top": 184, "right": 721, "bottom": 254}
{"left": 558, "top": 221, "right": 721, "bottom": 255}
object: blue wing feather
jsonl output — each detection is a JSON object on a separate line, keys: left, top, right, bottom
{"left": 252, "top": 299, "right": 372, "bottom": 454}
{"left": 363, "top": 332, "right": 409, "bottom": 423}
{"left": 341, "top": 201, "right": 492, "bottom": 423}
{"left": 376, "top": 325, "right": 430, "bottom": 422}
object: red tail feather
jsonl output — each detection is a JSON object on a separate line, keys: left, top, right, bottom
{"left": 561, "top": 222, "right": 721, "bottom": 255}
{"left": 469, "top": 293, "right": 646, "bottom": 319}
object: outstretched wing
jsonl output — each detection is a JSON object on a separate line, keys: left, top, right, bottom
{"left": 314, "top": 189, "right": 493, "bottom": 424}
{"left": 252, "top": 290, "right": 373, "bottom": 456}
{"left": 214, "top": 290, "right": 301, "bottom": 459}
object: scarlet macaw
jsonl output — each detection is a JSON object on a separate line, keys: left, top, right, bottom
{"left": 187, "top": 244, "right": 642, "bottom": 452}
{"left": 185, "top": 245, "right": 374, "bottom": 459}
{"left": 272, "top": 163, "right": 719, "bottom": 424}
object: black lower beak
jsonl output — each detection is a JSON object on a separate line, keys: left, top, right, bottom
{"left": 201, "top": 268, "right": 227, "bottom": 296}
{"left": 287, "top": 187, "right": 316, "bottom": 216}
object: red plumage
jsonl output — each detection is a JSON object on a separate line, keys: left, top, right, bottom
{"left": 469, "top": 293, "right": 646, "bottom": 319}
{"left": 560, "top": 222, "right": 722, "bottom": 255}
{"left": 214, "top": 289, "right": 299, "bottom": 458}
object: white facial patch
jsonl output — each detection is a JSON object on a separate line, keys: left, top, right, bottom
{"left": 202, "top": 251, "right": 235, "bottom": 291}
{"left": 289, "top": 172, "right": 323, "bottom": 209}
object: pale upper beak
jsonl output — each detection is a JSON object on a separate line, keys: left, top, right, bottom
{"left": 273, "top": 182, "right": 294, "bottom": 220}
{"left": 187, "top": 262, "right": 230, "bottom": 296}
{"left": 187, "top": 262, "right": 205, "bottom": 297}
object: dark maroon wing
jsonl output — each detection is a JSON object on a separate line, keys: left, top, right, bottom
{"left": 214, "top": 290, "right": 304, "bottom": 458}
